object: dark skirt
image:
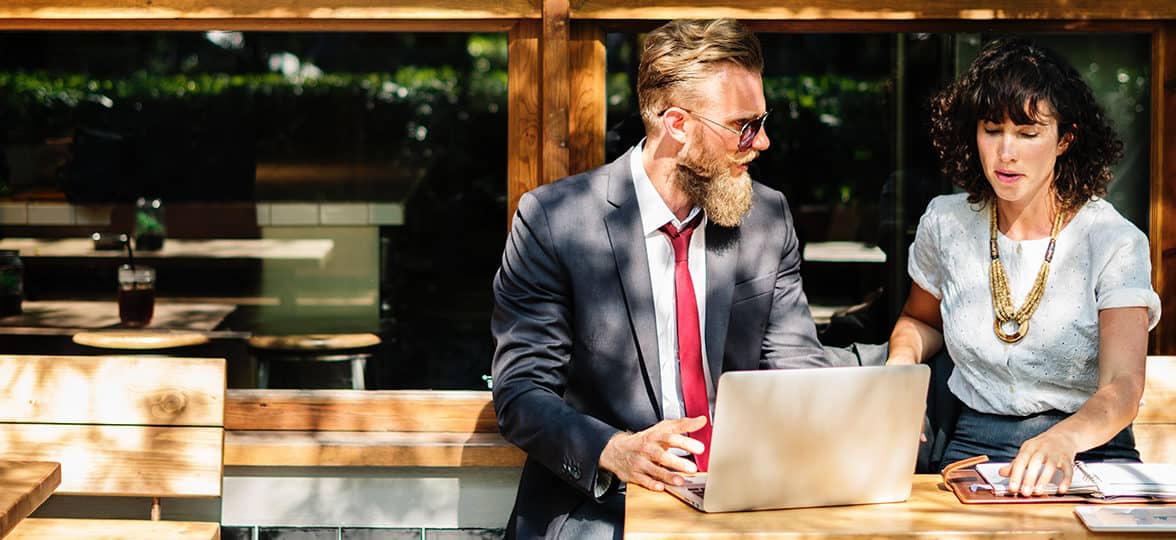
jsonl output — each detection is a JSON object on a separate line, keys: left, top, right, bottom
{"left": 941, "top": 405, "right": 1140, "bottom": 465}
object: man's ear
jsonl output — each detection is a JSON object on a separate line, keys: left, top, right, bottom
{"left": 662, "top": 108, "right": 690, "bottom": 145}
{"left": 1057, "top": 127, "right": 1075, "bottom": 156}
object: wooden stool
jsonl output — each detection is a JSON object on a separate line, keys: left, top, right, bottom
{"left": 249, "top": 333, "right": 381, "bottom": 390}
{"left": 72, "top": 329, "right": 211, "bottom": 350}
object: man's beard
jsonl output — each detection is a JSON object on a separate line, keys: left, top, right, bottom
{"left": 673, "top": 134, "right": 755, "bottom": 227}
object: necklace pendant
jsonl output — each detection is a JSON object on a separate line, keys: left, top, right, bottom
{"left": 993, "top": 318, "right": 1029, "bottom": 343}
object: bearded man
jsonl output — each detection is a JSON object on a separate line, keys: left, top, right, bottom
{"left": 490, "top": 19, "right": 833, "bottom": 539}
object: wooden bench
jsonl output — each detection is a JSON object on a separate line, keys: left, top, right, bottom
{"left": 1135, "top": 355, "right": 1176, "bottom": 463}
{"left": 0, "top": 354, "right": 224, "bottom": 539}
{"left": 223, "top": 357, "right": 1175, "bottom": 469}
{"left": 224, "top": 389, "right": 524, "bottom": 467}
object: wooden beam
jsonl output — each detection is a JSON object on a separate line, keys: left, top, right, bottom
{"left": 224, "top": 430, "right": 524, "bottom": 467}
{"left": 0, "top": 18, "right": 518, "bottom": 31}
{"left": 0, "top": 0, "right": 537, "bottom": 22}
{"left": 508, "top": 19, "right": 542, "bottom": 224}
{"left": 0, "top": 425, "right": 224, "bottom": 497}
{"left": 1154, "top": 24, "right": 1176, "bottom": 355}
{"left": 225, "top": 389, "right": 499, "bottom": 432}
{"left": 0, "top": 355, "right": 224, "bottom": 427}
{"left": 571, "top": 0, "right": 1176, "bottom": 21}
{"left": 10, "top": 519, "right": 220, "bottom": 540}
{"left": 542, "top": 0, "right": 571, "bottom": 184}
{"left": 570, "top": 21, "right": 607, "bottom": 175}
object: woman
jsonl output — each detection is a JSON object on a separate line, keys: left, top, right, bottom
{"left": 886, "top": 38, "right": 1161, "bottom": 497}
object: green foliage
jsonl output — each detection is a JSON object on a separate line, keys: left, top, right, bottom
{"left": 0, "top": 33, "right": 510, "bottom": 145}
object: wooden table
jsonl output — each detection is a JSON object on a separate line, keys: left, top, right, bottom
{"left": 625, "top": 475, "right": 1176, "bottom": 539}
{"left": 0, "top": 461, "right": 61, "bottom": 538}
{"left": 0, "top": 238, "right": 334, "bottom": 263}
{"left": 0, "top": 301, "right": 237, "bottom": 331}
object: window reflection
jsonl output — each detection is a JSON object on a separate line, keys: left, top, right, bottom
{"left": 0, "top": 31, "right": 508, "bottom": 390}
{"left": 605, "top": 31, "right": 1150, "bottom": 347}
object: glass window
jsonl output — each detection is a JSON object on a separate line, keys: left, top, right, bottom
{"left": 605, "top": 31, "right": 1151, "bottom": 347}
{"left": 0, "top": 31, "right": 509, "bottom": 390}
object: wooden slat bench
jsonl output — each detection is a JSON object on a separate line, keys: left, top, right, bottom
{"left": 224, "top": 389, "right": 524, "bottom": 467}
{"left": 0, "top": 354, "right": 224, "bottom": 540}
{"left": 224, "top": 357, "right": 1176, "bottom": 469}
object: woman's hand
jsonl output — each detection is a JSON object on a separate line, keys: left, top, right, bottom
{"left": 999, "top": 428, "right": 1082, "bottom": 496}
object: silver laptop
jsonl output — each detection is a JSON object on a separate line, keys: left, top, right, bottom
{"left": 665, "top": 364, "right": 930, "bottom": 513}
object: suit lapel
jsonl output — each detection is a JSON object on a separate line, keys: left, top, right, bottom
{"left": 705, "top": 224, "right": 739, "bottom": 383}
{"left": 603, "top": 149, "right": 664, "bottom": 419}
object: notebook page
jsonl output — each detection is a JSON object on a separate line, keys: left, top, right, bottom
{"left": 1081, "top": 463, "right": 1176, "bottom": 497}
{"left": 975, "top": 462, "right": 1098, "bottom": 495}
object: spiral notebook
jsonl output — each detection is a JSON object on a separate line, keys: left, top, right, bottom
{"left": 943, "top": 455, "right": 1176, "bottom": 504}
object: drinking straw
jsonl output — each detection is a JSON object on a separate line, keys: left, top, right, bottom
{"left": 124, "top": 234, "right": 135, "bottom": 272}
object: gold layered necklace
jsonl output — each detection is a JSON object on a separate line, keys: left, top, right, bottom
{"left": 989, "top": 201, "right": 1065, "bottom": 343}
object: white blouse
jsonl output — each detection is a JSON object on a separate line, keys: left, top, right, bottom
{"left": 909, "top": 193, "right": 1161, "bottom": 416}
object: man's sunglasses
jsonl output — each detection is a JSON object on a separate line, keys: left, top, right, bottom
{"left": 664, "top": 107, "right": 771, "bottom": 152}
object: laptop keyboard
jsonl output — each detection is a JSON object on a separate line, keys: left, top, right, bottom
{"left": 687, "top": 484, "right": 706, "bottom": 496}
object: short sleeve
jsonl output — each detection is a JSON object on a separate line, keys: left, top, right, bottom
{"left": 907, "top": 197, "right": 945, "bottom": 299}
{"left": 1095, "top": 227, "right": 1162, "bottom": 330}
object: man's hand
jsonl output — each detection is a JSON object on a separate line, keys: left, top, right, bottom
{"left": 999, "top": 429, "right": 1081, "bottom": 496}
{"left": 598, "top": 416, "right": 707, "bottom": 492}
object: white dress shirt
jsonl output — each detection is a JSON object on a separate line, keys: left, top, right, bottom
{"left": 629, "top": 143, "right": 714, "bottom": 421}
{"left": 909, "top": 193, "right": 1161, "bottom": 416}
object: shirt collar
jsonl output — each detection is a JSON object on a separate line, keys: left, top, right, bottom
{"left": 630, "top": 139, "right": 703, "bottom": 236}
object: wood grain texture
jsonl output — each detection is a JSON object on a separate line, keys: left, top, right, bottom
{"left": 508, "top": 20, "right": 542, "bottom": 224}
{"left": 224, "top": 389, "right": 497, "bottom": 432}
{"left": 572, "top": 0, "right": 1176, "bottom": 21}
{"left": 0, "top": 0, "right": 536, "bottom": 20}
{"left": 224, "top": 430, "right": 524, "bottom": 467}
{"left": 0, "top": 425, "right": 224, "bottom": 497}
{"left": 1153, "top": 23, "right": 1176, "bottom": 355}
{"left": 1135, "top": 424, "right": 1176, "bottom": 464}
{"left": 570, "top": 21, "right": 606, "bottom": 175}
{"left": 9, "top": 518, "right": 220, "bottom": 540}
{"left": 541, "top": 0, "right": 571, "bottom": 184}
{"left": 0, "top": 18, "right": 517, "bottom": 31}
{"left": 0, "top": 462, "right": 60, "bottom": 539}
{"left": 626, "top": 475, "right": 1132, "bottom": 539}
{"left": 1138, "top": 356, "right": 1176, "bottom": 423}
{"left": 0, "top": 355, "right": 225, "bottom": 426}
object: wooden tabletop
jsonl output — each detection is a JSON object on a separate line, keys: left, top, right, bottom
{"left": 0, "top": 301, "right": 236, "bottom": 331}
{"left": 0, "top": 238, "right": 334, "bottom": 262}
{"left": 625, "top": 475, "right": 1176, "bottom": 539}
{"left": 0, "top": 461, "right": 60, "bottom": 539}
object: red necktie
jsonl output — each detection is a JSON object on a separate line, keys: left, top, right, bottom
{"left": 659, "top": 213, "right": 712, "bottom": 471}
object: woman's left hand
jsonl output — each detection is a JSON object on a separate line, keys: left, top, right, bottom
{"left": 999, "top": 429, "right": 1081, "bottom": 496}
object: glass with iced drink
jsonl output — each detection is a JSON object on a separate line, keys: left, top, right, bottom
{"left": 117, "top": 264, "right": 155, "bottom": 327}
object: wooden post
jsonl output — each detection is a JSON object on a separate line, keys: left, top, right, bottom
{"left": 541, "top": 0, "right": 571, "bottom": 184}
{"left": 508, "top": 20, "right": 542, "bottom": 224}
{"left": 570, "top": 21, "right": 607, "bottom": 175}
{"left": 1152, "top": 23, "right": 1176, "bottom": 355}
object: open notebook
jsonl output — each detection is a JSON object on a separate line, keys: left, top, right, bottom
{"left": 976, "top": 461, "right": 1176, "bottom": 499}
{"left": 942, "top": 456, "right": 1176, "bottom": 503}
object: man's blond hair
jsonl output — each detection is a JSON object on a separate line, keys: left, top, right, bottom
{"left": 637, "top": 19, "right": 764, "bottom": 135}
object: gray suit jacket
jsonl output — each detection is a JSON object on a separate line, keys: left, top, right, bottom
{"left": 491, "top": 149, "right": 828, "bottom": 538}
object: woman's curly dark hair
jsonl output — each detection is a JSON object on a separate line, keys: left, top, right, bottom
{"left": 929, "top": 38, "right": 1123, "bottom": 211}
